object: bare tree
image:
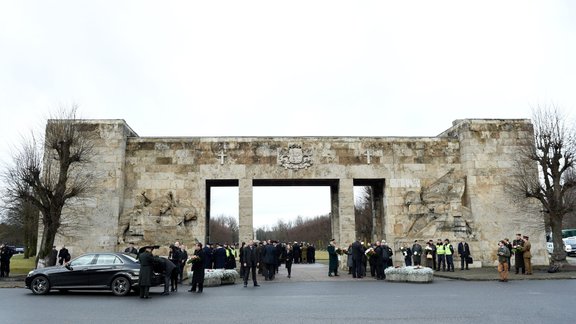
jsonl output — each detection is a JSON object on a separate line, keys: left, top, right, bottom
{"left": 2, "top": 105, "right": 94, "bottom": 266}
{"left": 511, "top": 105, "right": 576, "bottom": 265}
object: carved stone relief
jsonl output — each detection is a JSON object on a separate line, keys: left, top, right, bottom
{"left": 402, "top": 169, "right": 473, "bottom": 239}
{"left": 118, "top": 191, "right": 197, "bottom": 245}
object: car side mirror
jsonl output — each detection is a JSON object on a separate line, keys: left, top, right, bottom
{"left": 65, "top": 264, "right": 73, "bottom": 271}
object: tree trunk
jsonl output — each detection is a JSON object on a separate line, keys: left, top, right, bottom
{"left": 549, "top": 214, "right": 567, "bottom": 265}
{"left": 36, "top": 222, "right": 58, "bottom": 267}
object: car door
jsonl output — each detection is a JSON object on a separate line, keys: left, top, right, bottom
{"left": 50, "top": 254, "right": 97, "bottom": 287}
{"left": 90, "top": 254, "right": 124, "bottom": 287}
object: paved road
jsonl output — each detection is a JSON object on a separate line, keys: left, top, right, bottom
{"left": 1, "top": 277, "right": 574, "bottom": 324}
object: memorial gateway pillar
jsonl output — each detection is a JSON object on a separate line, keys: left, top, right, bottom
{"left": 238, "top": 178, "right": 254, "bottom": 243}
{"left": 338, "top": 178, "right": 355, "bottom": 246}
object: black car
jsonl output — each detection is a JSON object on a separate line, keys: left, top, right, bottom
{"left": 25, "top": 252, "right": 163, "bottom": 296}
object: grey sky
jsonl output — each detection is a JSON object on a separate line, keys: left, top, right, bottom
{"left": 1, "top": 1, "right": 575, "bottom": 227}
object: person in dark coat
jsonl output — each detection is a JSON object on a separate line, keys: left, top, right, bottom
{"left": 293, "top": 242, "right": 301, "bottom": 264}
{"left": 512, "top": 234, "right": 525, "bottom": 274}
{"left": 138, "top": 245, "right": 156, "bottom": 299}
{"left": 58, "top": 246, "right": 71, "bottom": 265}
{"left": 412, "top": 240, "right": 423, "bottom": 266}
{"left": 457, "top": 239, "right": 471, "bottom": 270}
{"left": 179, "top": 245, "right": 188, "bottom": 283}
{"left": 242, "top": 240, "right": 260, "bottom": 287}
{"left": 153, "top": 256, "right": 176, "bottom": 296}
{"left": 212, "top": 244, "right": 227, "bottom": 269}
{"left": 327, "top": 239, "right": 339, "bottom": 277}
{"left": 0, "top": 244, "right": 15, "bottom": 277}
{"left": 401, "top": 246, "right": 412, "bottom": 266}
{"left": 285, "top": 243, "right": 294, "bottom": 278}
{"left": 374, "top": 241, "right": 386, "bottom": 280}
{"left": 189, "top": 243, "right": 206, "bottom": 293}
{"left": 262, "top": 241, "right": 277, "bottom": 280}
{"left": 381, "top": 240, "right": 392, "bottom": 273}
{"left": 309, "top": 244, "right": 316, "bottom": 263}
{"left": 351, "top": 239, "right": 364, "bottom": 278}
{"left": 48, "top": 246, "right": 58, "bottom": 267}
{"left": 202, "top": 243, "right": 213, "bottom": 269}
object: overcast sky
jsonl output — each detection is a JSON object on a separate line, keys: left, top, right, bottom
{"left": 1, "top": 1, "right": 575, "bottom": 227}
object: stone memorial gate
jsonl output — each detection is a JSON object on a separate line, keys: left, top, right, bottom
{"left": 45, "top": 118, "right": 548, "bottom": 266}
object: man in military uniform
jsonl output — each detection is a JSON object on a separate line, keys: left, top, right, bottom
{"left": 522, "top": 236, "right": 532, "bottom": 275}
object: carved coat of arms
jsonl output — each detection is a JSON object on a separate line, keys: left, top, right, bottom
{"left": 278, "top": 144, "right": 313, "bottom": 170}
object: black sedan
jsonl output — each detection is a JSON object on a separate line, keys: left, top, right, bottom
{"left": 25, "top": 252, "right": 163, "bottom": 296}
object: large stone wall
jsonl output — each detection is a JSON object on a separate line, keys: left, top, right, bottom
{"left": 48, "top": 118, "right": 547, "bottom": 266}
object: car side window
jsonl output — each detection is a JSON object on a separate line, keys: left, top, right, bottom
{"left": 95, "top": 255, "right": 123, "bottom": 265}
{"left": 70, "top": 254, "right": 96, "bottom": 266}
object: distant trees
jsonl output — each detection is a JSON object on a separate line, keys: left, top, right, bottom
{"left": 0, "top": 197, "right": 38, "bottom": 258}
{"left": 510, "top": 105, "right": 576, "bottom": 265}
{"left": 254, "top": 215, "right": 331, "bottom": 248}
{"left": 1, "top": 106, "right": 95, "bottom": 265}
{"left": 209, "top": 215, "right": 239, "bottom": 244}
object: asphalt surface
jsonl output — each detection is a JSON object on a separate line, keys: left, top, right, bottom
{"left": 1, "top": 262, "right": 575, "bottom": 324}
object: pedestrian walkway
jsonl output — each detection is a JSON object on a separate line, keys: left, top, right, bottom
{"left": 257, "top": 262, "right": 576, "bottom": 283}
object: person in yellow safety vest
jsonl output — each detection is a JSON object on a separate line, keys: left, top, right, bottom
{"left": 436, "top": 239, "right": 446, "bottom": 271}
{"left": 444, "top": 239, "right": 455, "bottom": 272}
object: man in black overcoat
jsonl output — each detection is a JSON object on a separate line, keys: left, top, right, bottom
{"left": 138, "top": 245, "right": 157, "bottom": 299}
{"left": 242, "top": 240, "right": 260, "bottom": 287}
{"left": 457, "top": 239, "right": 471, "bottom": 270}
{"left": 153, "top": 255, "right": 176, "bottom": 296}
{"left": 189, "top": 243, "right": 206, "bottom": 293}
{"left": 262, "top": 241, "right": 277, "bottom": 280}
{"left": 351, "top": 239, "right": 364, "bottom": 278}
{"left": 202, "top": 243, "right": 213, "bottom": 269}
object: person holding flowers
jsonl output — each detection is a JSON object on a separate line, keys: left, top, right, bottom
{"left": 188, "top": 242, "right": 205, "bottom": 293}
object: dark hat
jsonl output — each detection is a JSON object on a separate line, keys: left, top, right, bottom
{"left": 523, "top": 235, "right": 529, "bottom": 239}
{"left": 138, "top": 245, "right": 159, "bottom": 254}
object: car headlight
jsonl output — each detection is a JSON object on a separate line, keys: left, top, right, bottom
{"left": 27, "top": 270, "right": 35, "bottom": 276}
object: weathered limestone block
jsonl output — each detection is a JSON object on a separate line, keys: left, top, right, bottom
{"left": 385, "top": 266, "right": 434, "bottom": 283}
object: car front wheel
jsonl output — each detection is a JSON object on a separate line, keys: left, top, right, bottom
{"left": 31, "top": 276, "right": 50, "bottom": 295}
{"left": 111, "top": 276, "right": 131, "bottom": 296}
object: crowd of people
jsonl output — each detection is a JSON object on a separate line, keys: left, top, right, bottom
{"left": 496, "top": 234, "right": 532, "bottom": 282}
{"left": 126, "top": 233, "right": 534, "bottom": 298}
{"left": 238, "top": 240, "right": 315, "bottom": 286}
{"left": 325, "top": 237, "right": 474, "bottom": 281}
{"left": 129, "top": 240, "right": 317, "bottom": 298}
